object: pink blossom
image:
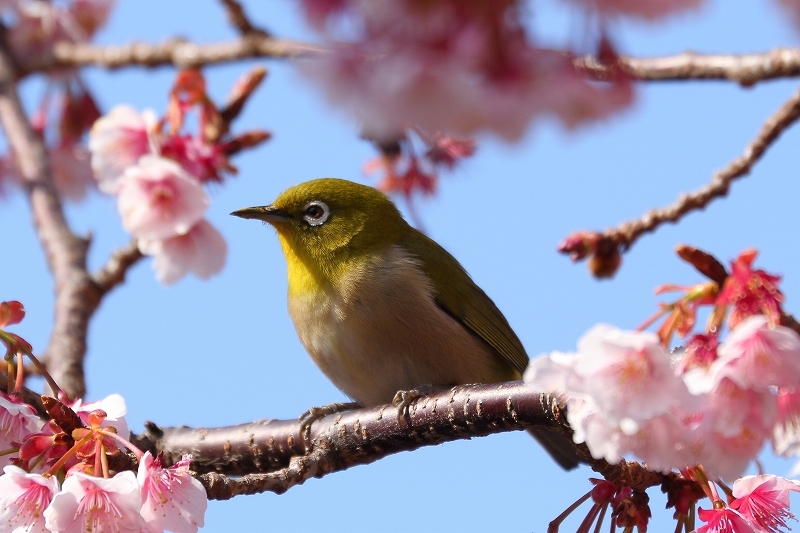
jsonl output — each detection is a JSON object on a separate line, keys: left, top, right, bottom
{"left": 0, "top": 465, "right": 59, "bottom": 533}
{"left": 7, "top": 0, "right": 113, "bottom": 68}
{"left": 138, "top": 452, "right": 207, "bottom": 533}
{"left": 138, "top": 219, "right": 227, "bottom": 286}
{"left": 695, "top": 507, "right": 758, "bottom": 533}
{"left": 0, "top": 392, "right": 43, "bottom": 468}
{"left": 729, "top": 475, "right": 800, "bottom": 533}
{"left": 50, "top": 141, "right": 95, "bottom": 202}
{"left": 716, "top": 249, "right": 784, "bottom": 329}
{"left": 160, "top": 134, "right": 231, "bottom": 183}
{"left": 711, "top": 315, "right": 800, "bottom": 392}
{"left": 44, "top": 471, "right": 144, "bottom": 533}
{"left": 562, "top": 0, "right": 704, "bottom": 20}
{"left": 117, "top": 155, "right": 209, "bottom": 240}
{"left": 70, "top": 393, "right": 130, "bottom": 440}
{"left": 89, "top": 104, "right": 159, "bottom": 194}
{"left": 571, "top": 324, "right": 688, "bottom": 431}
{"left": 773, "top": 388, "right": 800, "bottom": 457}
{"left": 0, "top": 300, "right": 24, "bottom": 327}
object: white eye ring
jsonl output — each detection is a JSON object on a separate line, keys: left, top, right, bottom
{"left": 302, "top": 201, "right": 330, "bottom": 226}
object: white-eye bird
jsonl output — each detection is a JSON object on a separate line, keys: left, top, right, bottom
{"left": 232, "top": 178, "right": 579, "bottom": 470}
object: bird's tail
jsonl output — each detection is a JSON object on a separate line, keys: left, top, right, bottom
{"left": 528, "top": 428, "right": 581, "bottom": 471}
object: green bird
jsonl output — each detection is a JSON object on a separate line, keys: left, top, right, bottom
{"left": 232, "top": 178, "right": 579, "bottom": 470}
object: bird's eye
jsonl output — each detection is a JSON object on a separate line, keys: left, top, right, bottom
{"left": 302, "top": 201, "right": 330, "bottom": 226}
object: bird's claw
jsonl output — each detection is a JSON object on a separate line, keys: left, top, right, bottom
{"left": 392, "top": 385, "right": 442, "bottom": 427}
{"left": 298, "top": 401, "right": 361, "bottom": 452}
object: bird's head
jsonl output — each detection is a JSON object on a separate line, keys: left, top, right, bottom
{"left": 231, "top": 178, "right": 409, "bottom": 288}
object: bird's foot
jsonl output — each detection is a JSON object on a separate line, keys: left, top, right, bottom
{"left": 391, "top": 384, "right": 444, "bottom": 427}
{"left": 298, "top": 401, "right": 361, "bottom": 453}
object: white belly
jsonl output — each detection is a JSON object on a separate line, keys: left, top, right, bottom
{"left": 288, "top": 246, "right": 510, "bottom": 407}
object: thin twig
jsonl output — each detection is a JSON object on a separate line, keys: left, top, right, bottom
{"left": 605, "top": 85, "right": 800, "bottom": 253}
{"left": 92, "top": 239, "right": 143, "bottom": 295}
{"left": 217, "top": 0, "right": 270, "bottom": 38}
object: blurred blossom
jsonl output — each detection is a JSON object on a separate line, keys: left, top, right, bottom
{"left": 561, "top": 0, "right": 704, "bottom": 19}
{"left": 138, "top": 219, "right": 227, "bottom": 286}
{"left": 7, "top": 0, "right": 114, "bottom": 68}
{"left": 50, "top": 141, "right": 95, "bottom": 201}
{"left": 300, "top": 0, "right": 633, "bottom": 141}
{"left": 89, "top": 104, "right": 159, "bottom": 194}
{"left": 117, "top": 155, "right": 209, "bottom": 241}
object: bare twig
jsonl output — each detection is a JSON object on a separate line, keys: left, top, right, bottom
{"left": 92, "top": 239, "right": 143, "bottom": 295}
{"left": 130, "top": 381, "right": 667, "bottom": 499}
{"left": 604, "top": 85, "right": 800, "bottom": 254}
{"left": 0, "top": 25, "right": 97, "bottom": 399}
{"left": 23, "top": 36, "right": 323, "bottom": 74}
{"left": 576, "top": 47, "right": 800, "bottom": 86}
{"left": 217, "top": 0, "right": 270, "bottom": 38}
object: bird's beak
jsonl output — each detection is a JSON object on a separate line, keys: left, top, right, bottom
{"left": 230, "top": 205, "right": 291, "bottom": 225}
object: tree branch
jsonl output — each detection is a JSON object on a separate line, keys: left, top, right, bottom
{"left": 217, "top": 0, "right": 270, "bottom": 38}
{"left": 605, "top": 84, "right": 800, "bottom": 253}
{"left": 92, "top": 239, "right": 143, "bottom": 296}
{"left": 130, "top": 381, "right": 667, "bottom": 499}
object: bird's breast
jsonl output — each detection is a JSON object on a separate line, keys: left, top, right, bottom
{"left": 287, "top": 245, "right": 514, "bottom": 407}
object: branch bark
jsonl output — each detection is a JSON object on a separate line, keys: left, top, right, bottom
{"left": 130, "top": 381, "right": 666, "bottom": 500}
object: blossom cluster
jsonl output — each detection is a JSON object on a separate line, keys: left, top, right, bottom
{"left": 88, "top": 68, "right": 270, "bottom": 284}
{"left": 300, "top": 0, "right": 635, "bottom": 142}
{"left": 0, "top": 0, "right": 113, "bottom": 201}
{"left": 0, "top": 300, "right": 208, "bottom": 533}
{"left": 526, "top": 250, "right": 797, "bottom": 481}
{"left": 363, "top": 130, "right": 475, "bottom": 204}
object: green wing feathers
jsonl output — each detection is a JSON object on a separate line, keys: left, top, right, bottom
{"left": 402, "top": 231, "right": 530, "bottom": 375}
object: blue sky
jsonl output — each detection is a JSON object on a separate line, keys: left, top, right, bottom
{"left": 2, "top": 1, "right": 800, "bottom": 531}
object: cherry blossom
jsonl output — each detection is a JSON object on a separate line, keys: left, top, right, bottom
{"left": 117, "top": 155, "right": 209, "bottom": 241}
{"left": 0, "top": 300, "right": 24, "bottom": 327}
{"left": 44, "top": 471, "right": 144, "bottom": 533}
{"left": 704, "top": 315, "right": 800, "bottom": 393}
{"left": 71, "top": 393, "right": 130, "bottom": 440}
{"left": 773, "top": 388, "right": 800, "bottom": 457}
{"left": 729, "top": 475, "right": 800, "bottom": 533}
{"left": 0, "top": 465, "right": 59, "bottom": 533}
{"left": 695, "top": 507, "right": 759, "bottom": 533}
{"left": 50, "top": 141, "right": 95, "bottom": 201}
{"left": 716, "top": 249, "right": 784, "bottom": 329}
{"left": 138, "top": 452, "right": 207, "bottom": 533}
{"left": 89, "top": 104, "right": 159, "bottom": 194}
{"left": 138, "top": 219, "right": 227, "bottom": 286}
{"left": 0, "top": 392, "right": 43, "bottom": 468}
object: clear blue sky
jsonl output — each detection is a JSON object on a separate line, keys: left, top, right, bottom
{"left": 2, "top": 1, "right": 800, "bottom": 531}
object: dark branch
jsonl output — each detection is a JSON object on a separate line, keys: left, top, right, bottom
{"left": 131, "top": 381, "right": 667, "bottom": 499}
{"left": 217, "top": 0, "right": 270, "bottom": 38}
{"left": 92, "top": 239, "right": 144, "bottom": 296}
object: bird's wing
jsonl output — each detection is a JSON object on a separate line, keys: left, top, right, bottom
{"left": 401, "top": 231, "right": 529, "bottom": 375}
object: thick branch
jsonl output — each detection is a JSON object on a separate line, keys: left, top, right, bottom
{"left": 0, "top": 26, "right": 98, "bottom": 399}
{"left": 603, "top": 85, "right": 800, "bottom": 254}
{"left": 131, "top": 381, "right": 666, "bottom": 499}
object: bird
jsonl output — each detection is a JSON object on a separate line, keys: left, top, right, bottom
{"left": 231, "top": 178, "right": 579, "bottom": 470}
